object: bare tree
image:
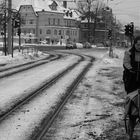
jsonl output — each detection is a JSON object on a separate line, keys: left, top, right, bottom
{"left": 0, "top": 0, "right": 22, "bottom": 55}
{"left": 77, "top": 0, "right": 105, "bottom": 43}
{"left": 0, "top": 0, "right": 8, "bottom": 55}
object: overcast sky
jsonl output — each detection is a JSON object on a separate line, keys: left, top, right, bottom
{"left": 108, "top": 0, "right": 140, "bottom": 28}
{"left": 0, "top": 0, "right": 140, "bottom": 28}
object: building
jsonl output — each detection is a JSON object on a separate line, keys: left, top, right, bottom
{"left": 80, "top": 6, "right": 114, "bottom": 44}
{"left": 16, "top": 0, "right": 80, "bottom": 44}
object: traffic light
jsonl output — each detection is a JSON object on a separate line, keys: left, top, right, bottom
{"left": 124, "top": 24, "right": 129, "bottom": 36}
{"left": 124, "top": 23, "right": 134, "bottom": 37}
{"left": 108, "top": 29, "right": 112, "bottom": 39}
{"left": 14, "top": 20, "right": 20, "bottom": 28}
{"left": 129, "top": 23, "right": 134, "bottom": 36}
{"left": 1, "top": 31, "right": 4, "bottom": 36}
{"left": 17, "top": 28, "right": 21, "bottom": 36}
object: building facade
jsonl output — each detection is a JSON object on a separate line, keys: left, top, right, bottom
{"left": 80, "top": 7, "right": 114, "bottom": 44}
{"left": 18, "top": 0, "right": 80, "bottom": 44}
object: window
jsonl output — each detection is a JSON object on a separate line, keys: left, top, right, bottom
{"left": 64, "top": 21, "right": 66, "bottom": 26}
{"left": 62, "top": 30, "right": 64, "bottom": 35}
{"left": 66, "top": 30, "right": 70, "bottom": 35}
{"left": 40, "top": 29, "right": 42, "bottom": 34}
{"left": 32, "top": 29, "right": 35, "bottom": 34}
{"left": 48, "top": 18, "right": 51, "bottom": 25}
{"left": 29, "top": 19, "right": 34, "bottom": 24}
{"left": 52, "top": 6, "right": 57, "bottom": 10}
{"left": 69, "top": 21, "right": 71, "bottom": 26}
{"left": 46, "top": 29, "right": 51, "bottom": 34}
{"left": 53, "top": 18, "right": 55, "bottom": 25}
{"left": 54, "top": 30, "right": 57, "bottom": 35}
{"left": 49, "top": 1, "right": 57, "bottom": 11}
{"left": 75, "top": 31, "right": 77, "bottom": 36}
{"left": 59, "top": 30, "right": 61, "bottom": 35}
{"left": 58, "top": 19, "right": 60, "bottom": 25}
{"left": 21, "top": 19, "right": 26, "bottom": 25}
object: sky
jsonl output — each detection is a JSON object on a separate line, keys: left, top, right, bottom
{"left": 0, "top": 0, "right": 140, "bottom": 29}
{"left": 108, "top": 0, "right": 140, "bottom": 29}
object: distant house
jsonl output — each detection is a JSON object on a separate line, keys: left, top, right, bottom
{"left": 15, "top": 0, "right": 80, "bottom": 44}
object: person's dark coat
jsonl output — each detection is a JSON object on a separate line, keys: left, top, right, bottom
{"left": 123, "top": 42, "right": 140, "bottom": 94}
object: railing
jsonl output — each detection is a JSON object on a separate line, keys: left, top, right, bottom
{"left": 21, "top": 44, "right": 38, "bottom": 55}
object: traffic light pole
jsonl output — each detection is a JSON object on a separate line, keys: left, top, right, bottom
{"left": 7, "top": 0, "right": 12, "bottom": 55}
{"left": 124, "top": 22, "right": 134, "bottom": 46}
{"left": 130, "top": 36, "right": 133, "bottom": 46}
{"left": 2, "top": 0, "right": 7, "bottom": 56}
{"left": 18, "top": 28, "right": 21, "bottom": 52}
{"left": 108, "top": 29, "right": 113, "bottom": 57}
{"left": 11, "top": 18, "right": 14, "bottom": 57}
{"left": 109, "top": 38, "right": 113, "bottom": 57}
{"left": 18, "top": 14, "right": 21, "bottom": 52}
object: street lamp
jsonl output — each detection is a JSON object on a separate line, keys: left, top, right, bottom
{"left": 103, "top": 0, "right": 114, "bottom": 57}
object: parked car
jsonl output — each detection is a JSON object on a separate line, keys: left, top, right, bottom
{"left": 73, "top": 43, "right": 77, "bottom": 49}
{"left": 75, "top": 43, "right": 83, "bottom": 49}
{"left": 0, "top": 42, "right": 3, "bottom": 48}
{"left": 66, "top": 41, "right": 77, "bottom": 49}
{"left": 39, "top": 40, "right": 48, "bottom": 44}
{"left": 83, "top": 42, "right": 92, "bottom": 48}
{"left": 96, "top": 43, "right": 105, "bottom": 48}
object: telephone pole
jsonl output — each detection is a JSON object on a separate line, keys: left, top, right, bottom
{"left": 4, "top": 0, "right": 7, "bottom": 56}
{"left": 7, "top": 0, "right": 12, "bottom": 55}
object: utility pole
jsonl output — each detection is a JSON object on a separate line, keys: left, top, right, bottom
{"left": 18, "top": 14, "right": 21, "bottom": 52}
{"left": 105, "top": 0, "right": 113, "bottom": 57}
{"left": 87, "top": 0, "right": 91, "bottom": 43}
{"left": 4, "top": 0, "right": 7, "bottom": 56}
{"left": 7, "top": 0, "right": 12, "bottom": 55}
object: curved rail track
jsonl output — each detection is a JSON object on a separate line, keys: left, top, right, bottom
{"left": 33, "top": 55, "right": 94, "bottom": 140}
{"left": 0, "top": 51, "right": 95, "bottom": 140}
{"left": 0, "top": 52, "right": 64, "bottom": 79}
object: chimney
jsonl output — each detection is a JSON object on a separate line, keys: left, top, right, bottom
{"left": 63, "top": 1, "right": 67, "bottom": 8}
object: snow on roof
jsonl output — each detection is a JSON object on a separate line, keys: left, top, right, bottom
{"left": 12, "top": 0, "right": 80, "bottom": 20}
{"left": 14, "top": 0, "right": 64, "bottom": 13}
{"left": 71, "top": 9, "right": 81, "bottom": 20}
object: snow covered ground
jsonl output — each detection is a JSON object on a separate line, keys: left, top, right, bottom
{"left": 0, "top": 50, "right": 49, "bottom": 67}
{"left": 43, "top": 48, "right": 127, "bottom": 140}
{"left": 0, "top": 48, "right": 127, "bottom": 139}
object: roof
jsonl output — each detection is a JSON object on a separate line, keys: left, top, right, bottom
{"left": 13, "top": 0, "right": 64, "bottom": 13}
{"left": 12, "top": 0, "right": 80, "bottom": 20}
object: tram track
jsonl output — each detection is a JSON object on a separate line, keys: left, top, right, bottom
{"left": 0, "top": 54, "right": 53, "bottom": 72}
{"left": 0, "top": 52, "right": 63, "bottom": 79}
{"left": 0, "top": 54, "right": 84, "bottom": 120}
{"left": 0, "top": 54, "right": 95, "bottom": 140}
{"left": 33, "top": 56, "right": 94, "bottom": 140}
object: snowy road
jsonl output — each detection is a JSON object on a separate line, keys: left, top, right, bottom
{"left": 38, "top": 48, "right": 130, "bottom": 140}
{"left": 0, "top": 56, "right": 91, "bottom": 140}
{"left": 0, "top": 55, "right": 80, "bottom": 116}
{"left": 0, "top": 51, "right": 95, "bottom": 140}
{"left": 0, "top": 48, "right": 129, "bottom": 140}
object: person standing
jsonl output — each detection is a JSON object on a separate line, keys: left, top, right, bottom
{"left": 123, "top": 36, "right": 140, "bottom": 94}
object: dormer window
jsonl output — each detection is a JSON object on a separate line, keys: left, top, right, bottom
{"left": 66, "top": 11, "right": 69, "bottom": 16}
{"left": 49, "top": 1, "right": 58, "bottom": 11}
{"left": 69, "top": 12, "right": 72, "bottom": 17}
